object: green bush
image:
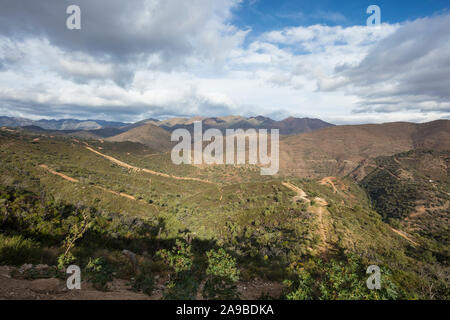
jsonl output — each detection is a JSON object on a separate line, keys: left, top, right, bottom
{"left": 157, "top": 240, "right": 193, "bottom": 274}
{"left": 157, "top": 240, "right": 199, "bottom": 300}
{"left": 284, "top": 255, "right": 404, "bottom": 300}
{"left": 85, "top": 257, "right": 114, "bottom": 291}
{"left": 0, "top": 234, "right": 42, "bottom": 266}
{"left": 202, "top": 248, "right": 240, "bottom": 300}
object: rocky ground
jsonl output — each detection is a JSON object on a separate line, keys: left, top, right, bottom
{"left": 0, "top": 265, "right": 285, "bottom": 300}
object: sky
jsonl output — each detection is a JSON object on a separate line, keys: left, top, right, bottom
{"left": 0, "top": 0, "right": 449, "bottom": 124}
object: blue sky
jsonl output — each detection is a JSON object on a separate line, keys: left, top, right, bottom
{"left": 233, "top": 0, "right": 450, "bottom": 31}
{"left": 0, "top": 0, "right": 449, "bottom": 124}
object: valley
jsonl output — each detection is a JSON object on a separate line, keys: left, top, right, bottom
{"left": 0, "top": 118, "right": 448, "bottom": 300}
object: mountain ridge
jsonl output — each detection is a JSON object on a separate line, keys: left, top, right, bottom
{"left": 279, "top": 119, "right": 450, "bottom": 178}
{"left": 0, "top": 115, "right": 335, "bottom": 135}
{"left": 0, "top": 116, "right": 129, "bottom": 131}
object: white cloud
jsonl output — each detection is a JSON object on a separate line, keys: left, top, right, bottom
{"left": 0, "top": 1, "right": 448, "bottom": 124}
{"left": 323, "top": 15, "right": 450, "bottom": 115}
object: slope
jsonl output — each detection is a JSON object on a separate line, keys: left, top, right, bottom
{"left": 106, "top": 123, "right": 173, "bottom": 152}
{"left": 279, "top": 120, "right": 449, "bottom": 178}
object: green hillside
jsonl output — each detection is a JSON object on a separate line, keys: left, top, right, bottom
{"left": 0, "top": 129, "right": 448, "bottom": 299}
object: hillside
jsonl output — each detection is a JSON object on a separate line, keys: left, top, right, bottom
{"left": 0, "top": 128, "right": 448, "bottom": 299}
{"left": 279, "top": 120, "right": 450, "bottom": 178}
{"left": 106, "top": 124, "right": 173, "bottom": 152}
{"left": 353, "top": 150, "right": 449, "bottom": 260}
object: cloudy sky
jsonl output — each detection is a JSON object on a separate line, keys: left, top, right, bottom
{"left": 0, "top": 0, "right": 449, "bottom": 124}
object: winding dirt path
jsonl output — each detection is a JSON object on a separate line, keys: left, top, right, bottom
{"left": 39, "top": 165, "right": 141, "bottom": 203}
{"left": 39, "top": 165, "right": 79, "bottom": 183}
{"left": 319, "top": 177, "right": 338, "bottom": 193}
{"left": 85, "top": 146, "right": 216, "bottom": 185}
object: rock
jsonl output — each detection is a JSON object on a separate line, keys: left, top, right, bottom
{"left": 29, "top": 278, "right": 63, "bottom": 294}
{"left": 122, "top": 249, "right": 139, "bottom": 275}
{"left": 0, "top": 266, "right": 12, "bottom": 278}
{"left": 19, "top": 264, "right": 33, "bottom": 274}
{"left": 35, "top": 264, "right": 50, "bottom": 271}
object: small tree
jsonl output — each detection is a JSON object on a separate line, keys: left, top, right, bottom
{"left": 202, "top": 248, "right": 240, "bottom": 300}
{"left": 57, "top": 211, "right": 90, "bottom": 270}
{"left": 85, "top": 257, "right": 114, "bottom": 291}
{"left": 157, "top": 240, "right": 198, "bottom": 300}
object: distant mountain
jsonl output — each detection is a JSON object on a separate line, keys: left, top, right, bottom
{"left": 0, "top": 116, "right": 128, "bottom": 131}
{"left": 135, "top": 115, "right": 334, "bottom": 135}
{"left": 19, "top": 124, "right": 125, "bottom": 139}
{"left": 106, "top": 123, "right": 173, "bottom": 152}
{"left": 87, "top": 127, "right": 126, "bottom": 138}
{"left": 274, "top": 117, "right": 334, "bottom": 135}
{"left": 0, "top": 115, "right": 333, "bottom": 135}
{"left": 279, "top": 120, "right": 450, "bottom": 178}
{"left": 120, "top": 118, "right": 160, "bottom": 131}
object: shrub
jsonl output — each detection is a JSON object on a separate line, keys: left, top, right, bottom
{"left": 85, "top": 257, "right": 114, "bottom": 291}
{"left": 157, "top": 240, "right": 199, "bottom": 300}
{"left": 157, "top": 240, "right": 193, "bottom": 274}
{"left": 0, "top": 235, "right": 42, "bottom": 266}
{"left": 284, "top": 255, "right": 403, "bottom": 300}
{"left": 202, "top": 248, "right": 240, "bottom": 300}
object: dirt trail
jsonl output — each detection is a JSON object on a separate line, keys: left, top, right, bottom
{"left": 390, "top": 227, "right": 419, "bottom": 246}
{"left": 39, "top": 165, "right": 79, "bottom": 183}
{"left": 408, "top": 205, "right": 426, "bottom": 218}
{"left": 95, "top": 186, "right": 136, "bottom": 201}
{"left": 39, "top": 165, "right": 142, "bottom": 203}
{"left": 84, "top": 146, "right": 216, "bottom": 185}
{"left": 319, "top": 177, "right": 338, "bottom": 193}
{"left": 314, "top": 206, "right": 329, "bottom": 252}
{"left": 282, "top": 182, "right": 309, "bottom": 202}
{"left": 282, "top": 181, "right": 330, "bottom": 252}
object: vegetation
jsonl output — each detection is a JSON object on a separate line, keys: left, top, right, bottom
{"left": 0, "top": 130, "right": 448, "bottom": 300}
{"left": 202, "top": 248, "right": 240, "bottom": 300}
{"left": 284, "top": 254, "right": 406, "bottom": 300}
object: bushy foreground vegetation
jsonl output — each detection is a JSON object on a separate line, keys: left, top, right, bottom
{"left": 1, "top": 184, "right": 448, "bottom": 299}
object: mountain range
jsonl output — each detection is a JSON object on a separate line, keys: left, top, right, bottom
{"left": 0, "top": 116, "right": 128, "bottom": 131}
{"left": 0, "top": 115, "right": 334, "bottom": 136}
{"left": 138, "top": 115, "right": 334, "bottom": 135}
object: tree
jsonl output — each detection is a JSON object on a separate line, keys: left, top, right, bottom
{"left": 202, "top": 248, "right": 240, "bottom": 300}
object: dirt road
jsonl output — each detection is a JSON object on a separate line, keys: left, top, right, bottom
{"left": 85, "top": 146, "right": 216, "bottom": 185}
